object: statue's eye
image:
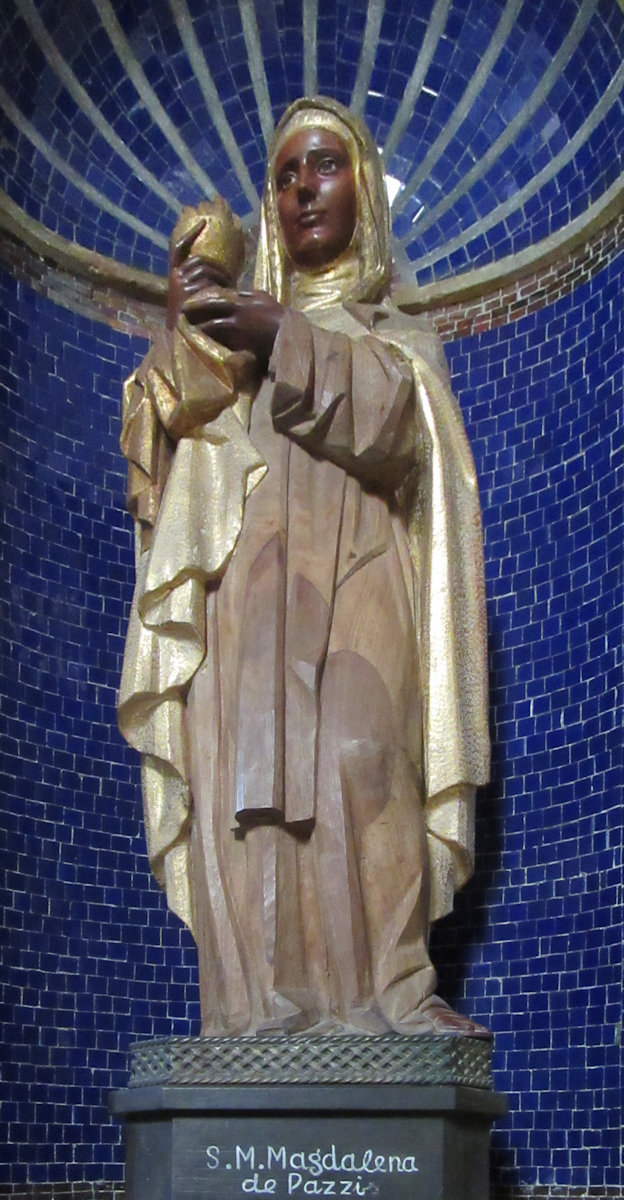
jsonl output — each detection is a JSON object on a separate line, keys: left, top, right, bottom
{"left": 277, "top": 170, "right": 296, "bottom": 191}
{"left": 317, "top": 156, "right": 338, "bottom": 174}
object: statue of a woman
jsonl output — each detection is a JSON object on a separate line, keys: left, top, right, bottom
{"left": 118, "top": 97, "right": 490, "bottom": 1038}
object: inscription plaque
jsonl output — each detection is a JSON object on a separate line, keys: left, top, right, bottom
{"left": 174, "top": 1119, "right": 430, "bottom": 1198}
{"left": 112, "top": 1084, "right": 507, "bottom": 1200}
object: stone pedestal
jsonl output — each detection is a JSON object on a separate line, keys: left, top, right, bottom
{"left": 110, "top": 1036, "right": 507, "bottom": 1200}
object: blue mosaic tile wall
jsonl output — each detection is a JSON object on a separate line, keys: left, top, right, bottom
{"left": 0, "top": 274, "right": 199, "bottom": 1184}
{"left": 1, "top": 247, "right": 622, "bottom": 1191}
{"left": 1, "top": 0, "right": 622, "bottom": 282}
{"left": 434, "top": 247, "right": 623, "bottom": 1190}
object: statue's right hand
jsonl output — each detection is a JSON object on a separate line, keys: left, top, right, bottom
{"left": 166, "top": 218, "right": 232, "bottom": 330}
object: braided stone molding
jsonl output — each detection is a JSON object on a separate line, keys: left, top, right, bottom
{"left": 128, "top": 1033, "right": 493, "bottom": 1089}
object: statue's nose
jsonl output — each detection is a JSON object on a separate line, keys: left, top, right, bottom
{"left": 297, "top": 167, "right": 316, "bottom": 202}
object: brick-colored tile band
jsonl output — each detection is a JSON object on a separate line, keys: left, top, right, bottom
{"left": 0, "top": 210, "right": 622, "bottom": 344}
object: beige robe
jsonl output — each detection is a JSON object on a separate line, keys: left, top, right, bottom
{"left": 118, "top": 302, "right": 489, "bottom": 1034}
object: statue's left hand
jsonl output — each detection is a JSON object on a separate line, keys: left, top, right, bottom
{"left": 182, "top": 288, "right": 285, "bottom": 369}
{"left": 166, "top": 218, "right": 233, "bottom": 331}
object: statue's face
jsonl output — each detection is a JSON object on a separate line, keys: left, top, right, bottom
{"left": 275, "top": 128, "right": 357, "bottom": 270}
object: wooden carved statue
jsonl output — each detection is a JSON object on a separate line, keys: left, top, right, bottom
{"left": 118, "top": 96, "right": 490, "bottom": 1038}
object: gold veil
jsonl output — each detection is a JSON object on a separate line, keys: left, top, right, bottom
{"left": 254, "top": 95, "right": 391, "bottom": 309}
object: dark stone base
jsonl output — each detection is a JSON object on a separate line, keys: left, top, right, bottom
{"left": 111, "top": 1082, "right": 507, "bottom": 1200}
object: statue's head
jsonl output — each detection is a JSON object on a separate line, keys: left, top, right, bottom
{"left": 255, "top": 96, "right": 391, "bottom": 308}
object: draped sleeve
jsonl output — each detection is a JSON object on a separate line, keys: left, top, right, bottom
{"left": 270, "top": 308, "right": 418, "bottom": 490}
{"left": 117, "top": 318, "right": 266, "bottom": 930}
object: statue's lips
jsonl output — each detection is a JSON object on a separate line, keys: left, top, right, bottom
{"left": 296, "top": 209, "right": 324, "bottom": 228}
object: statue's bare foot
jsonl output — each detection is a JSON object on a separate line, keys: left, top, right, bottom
{"left": 399, "top": 995, "right": 492, "bottom": 1039}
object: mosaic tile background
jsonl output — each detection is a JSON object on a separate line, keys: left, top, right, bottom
{"left": 1, "top": 241, "right": 621, "bottom": 1194}
{"left": 0, "top": 0, "right": 623, "bottom": 1196}
{"left": 436, "top": 245, "right": 623, "bottom": 1193}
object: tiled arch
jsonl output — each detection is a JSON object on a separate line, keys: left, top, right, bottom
{"left": 0, "top": 0, "right": 622, "bottom": 285}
